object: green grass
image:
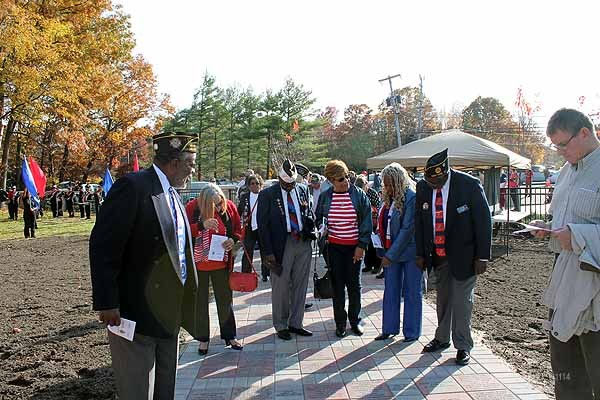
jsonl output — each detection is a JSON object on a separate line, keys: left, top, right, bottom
{"left": 0, "top": 208, "right": 94, "bottom": 240}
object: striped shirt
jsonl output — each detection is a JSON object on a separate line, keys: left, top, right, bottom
{"left": 327, "top": 192, "right": 359, "bottom": 245}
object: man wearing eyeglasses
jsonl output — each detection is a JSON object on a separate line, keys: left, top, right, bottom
{"left": 257, "top": 159, "right": 316, "bottom": 340}
{"left": 415, "top": 148, "right": 491, "bottom": 366}
{"left": 530, "top": 108, "right": 600, "bottom": 400}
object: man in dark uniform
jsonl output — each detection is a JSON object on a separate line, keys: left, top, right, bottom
{"left": 84, "top": 186, "right": 92, "bottom": 219}
{"left": 7, "top": 186, "right": 16, "bottom": 220}
{"left": 89, "top": 131, "right": 200, "bottom": 399}
{"left": 257, "top": 160, "right": 316, "bottom": 340}
{"left": 9, "top": 187, "right": 20, "bottom": 220}
{"left": 64, "top": 187, "right": 75, "bottom": 217}
{"left": 415, "top": 149, "right": 491, "bottom": 366}
{"left": 78, "top": 185, "right": 86, "bottom": 218}
{"left": 50, "top": 185, "right": 60, "bottom": 218}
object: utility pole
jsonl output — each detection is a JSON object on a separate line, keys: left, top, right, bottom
{"left": 378, "top": 73, "right": 402, "bottom": 147}
{"left": 417, "top": 74, "right": 424, "bottom": 140}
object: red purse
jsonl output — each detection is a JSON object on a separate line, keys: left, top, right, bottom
{"left": 228, "top": 242, "right": 259, "bottom": 292}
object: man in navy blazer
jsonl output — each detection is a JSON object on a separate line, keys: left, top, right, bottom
{"left": 90, "top": 132, "right": 200, "bottom": 399}
{"left": 415, "top": 149, "right": 491, "bottom": 366}
{"left": 257, "top": 160, "right": 316, "bottom": 340}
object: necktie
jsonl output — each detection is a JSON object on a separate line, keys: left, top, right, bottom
{"left": 169, "top": 187, "right": 187, "bottom": 282}
{"left": 434, "top": 188, "right": 446, "bottom": 257}
{"left": 286, "top": 190, "right": 300, "bottom": 241}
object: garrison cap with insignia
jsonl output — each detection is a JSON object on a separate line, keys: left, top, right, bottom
{"left": 152, "top": 131, "right": 198, "bottom": 157}
{"left": 295, "top": 163, "right": 310, "bottom": 178}
{"left": 278, "top": 159, "right": 298, "bottom": 183}
{"left": 425, "top": 148, "right": 449, "bottom": 179}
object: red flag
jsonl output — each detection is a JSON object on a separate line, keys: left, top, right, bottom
{"left": 28, "top": 156, "right": 47, "bottom": 198}
{"left": 292, "top": 119, "right": 300, "bottom": 132}
{"left": 132, "top": 151, "right": 139, "bottom": 172}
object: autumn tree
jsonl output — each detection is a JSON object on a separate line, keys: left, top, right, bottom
{"left": 0, "top": 0, "right": 165, "bottom": 186}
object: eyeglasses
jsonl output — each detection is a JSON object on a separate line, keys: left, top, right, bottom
{"left": 336, "top": 175, "right": 349, "bottom": 183}
{"left": 249, "top": 181, "right": 260, "bottom": 186}
{"left": 550, "top": 130, "right": 580, "bottom": 151}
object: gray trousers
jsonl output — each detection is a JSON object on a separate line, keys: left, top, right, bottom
{"left": 108, "top": 331, "right": 179, "bottom": 400}
{"left": 271, "top": 237, "right": 312, "bottom": 331}
{"left": 433, "top": 264, "right": 476, "bottom": 351}
{"left": 550, "top": 328, "right": 600, "bottom": 400}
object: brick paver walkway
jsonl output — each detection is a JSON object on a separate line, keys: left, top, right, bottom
{"left": 175, "top": 254, "right": 549, "bottom": 400}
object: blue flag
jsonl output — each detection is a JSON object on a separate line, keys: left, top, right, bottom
{"left": 103, "top": 168, "right": 114, "bottom": 195}
{"left": 21, "top": 158, "right": 40, "bottom": 209}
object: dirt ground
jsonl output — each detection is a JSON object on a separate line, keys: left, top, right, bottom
{"left": 473, "top": 238, "right": 554, "bottom": 396}
{"left": 0, "top": 234, "right": 555, "bottom": 399}
{"left": 0, "top": 235, "right": 115, "bottom": 400}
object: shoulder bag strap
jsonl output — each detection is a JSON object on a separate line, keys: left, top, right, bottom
{"left": 238, "top": 241, "right": 258, "bottom": 275}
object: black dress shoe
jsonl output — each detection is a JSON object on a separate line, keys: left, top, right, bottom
{"left": 376, "top": 271, "right": 384, "bottom": 279}
{"left": 262, "top": 276, "right": 268, "bottom": 282}
{"left": 456, "top": 349, "right": 470, "bottom": 365}
{"left": 277, "top": 329, "right": 292, "bottom": 341}
{"left": 374, "top": 333, "right": 392, "bottom": 341}
{"left": 289, "top": 326, "right": 313, "bottom": 336}
{"left": 371, "top": 267, "right": 381, "bottom": 274}
{"left": 422, "top": 339, "right": 451, "bottom": 353}
{"left": 362, "top": 266, "right": 372, "bottom": 273}
{"left": 225, "top": 339, "right": 243, "bottom": 351}
{"left": 197, "top": 341, "right": 209, "bottom": 355}
{"left": 351, "top": 324, "right": 364, "bottom": 336}
{"left": 304, "top": 303, "right": 313, "bottom": 309}
{"left": 335, "top": 327, "right": 347, "bottom": 338}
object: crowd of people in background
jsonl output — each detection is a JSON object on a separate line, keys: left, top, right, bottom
{"left": 0, "top": 182, "right": 105, "bottom": 239}
{"left": 0, "top": 108, "right": 593, "bottom": 400}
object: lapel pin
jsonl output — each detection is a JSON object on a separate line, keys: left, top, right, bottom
{"left": 423, "top": 202, "right": 429, "bottom": 210}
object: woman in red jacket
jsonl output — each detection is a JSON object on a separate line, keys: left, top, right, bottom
{"left": 185, "top": 183, "right": 243, "bottom": 355}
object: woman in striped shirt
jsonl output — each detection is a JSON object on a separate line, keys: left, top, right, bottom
{"left": 316, "top": 160, "right": 372, "bottom": 338}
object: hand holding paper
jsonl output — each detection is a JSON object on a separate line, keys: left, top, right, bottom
{"left": 208, "top": 234, "right": 227, "bottom": 261}
{"left": 107, "top": 318, "right": 136, "bottom": 341}
{"left": 514, "top": 220, "right": 552, "bottom": 236}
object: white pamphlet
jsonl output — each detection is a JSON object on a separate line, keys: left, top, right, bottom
{"left": 371, "top": 233, "right": 383, "bottom": 249}
{"left": 208, "top": 234, "right": 228, "bottom": 261}
{"left": 514, "top": 223, "right": 553, "bottom": 234}
{"left": 107, "top": 318, "right": 136, "bottom": 341}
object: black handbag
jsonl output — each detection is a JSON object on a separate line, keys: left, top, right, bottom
{"left": 313, "top": 240, "right": 333, "bottom": 299}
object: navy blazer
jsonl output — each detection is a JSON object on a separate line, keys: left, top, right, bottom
{"left": 257, "top": 182, "right": 313, "bottom": 265}
{"left": 377, "top": 189, "right": 417, "bottom": 263}
{"left": 89, "top": 168, "right": 200, "bottom": 338}
{"left": 415, "top": 169, "right": 492, "bottom": 280}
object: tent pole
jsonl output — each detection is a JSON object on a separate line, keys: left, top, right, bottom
{"left": 506, "top": 162, "right": 510, "bottom": 257}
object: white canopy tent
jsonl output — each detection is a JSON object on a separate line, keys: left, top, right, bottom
{"left": 366, "top": 129, "right": 531, "bottom": 170}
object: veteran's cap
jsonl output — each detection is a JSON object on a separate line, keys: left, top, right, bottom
{"left": 425, "top": 149, "right": 449, "bottom": 179}
{"left": 278, "top": 159, "right": 298, "bottom": 183}
{"left": 152, "top": 131, "right": 198, "bottom": 157}
{"left": 295, "top": 163, "right": 310, "bottom": 179}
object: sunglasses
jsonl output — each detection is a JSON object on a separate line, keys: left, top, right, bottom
{"left": 336, "top": 175, "right": 349, "bottom": 183}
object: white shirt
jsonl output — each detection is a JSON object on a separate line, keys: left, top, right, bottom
{"left": 153, "top": 164, "right": 185, "bottom": 240}
{"left": 281, "top": 187, "right": 303, "bottom": 233}
{"left": 250, "top": 191, "right": 259, "bottom": 231}
{"left": 431, "top": 170, "right": 452, "bottom": 234}
{"left": 311, "top": 187, "right": 321, "bottom": 213}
